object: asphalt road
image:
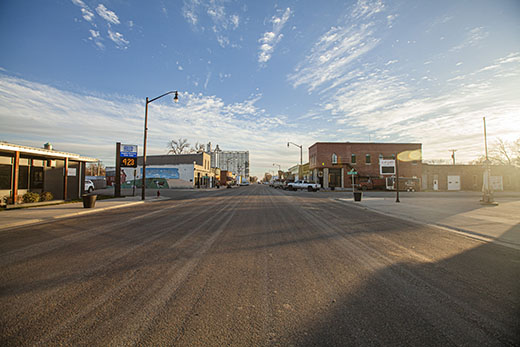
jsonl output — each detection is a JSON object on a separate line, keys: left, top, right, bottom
{"left": 1, "top": 185, "right": 518, "bottom": 346}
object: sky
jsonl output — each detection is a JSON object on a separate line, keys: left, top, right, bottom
{"left": 0, "top": 0, "right": 519, "bottom": 177}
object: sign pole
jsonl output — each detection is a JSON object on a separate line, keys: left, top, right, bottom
{"left": 115, "top": 142, "right": 121, "bottom": 197}
{"left": 395, "top": 152, "right": 400, "bottom": 203}
{"left": 133, "top": 169, "right": 136, "bottom": 196}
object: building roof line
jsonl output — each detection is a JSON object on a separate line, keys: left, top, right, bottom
{"left": 0, "top": 141, "right": 97, "bottom": 162}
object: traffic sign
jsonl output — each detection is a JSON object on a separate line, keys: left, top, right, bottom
{"left": 348, "top": 170, "right": 357, "bottom": 175}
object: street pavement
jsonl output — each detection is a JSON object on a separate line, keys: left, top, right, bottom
{"left": 0, "top": 185, "right": 518, "bottom": 346}
{"left": 336, "top": 191, "right": 520, "bottom": 249}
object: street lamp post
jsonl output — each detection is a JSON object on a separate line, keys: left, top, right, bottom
{"left": 142, "top": 90, "right": 179, "bottom": 200}
{"left": 287, "top": 142, "right": 303, "bottom": 180}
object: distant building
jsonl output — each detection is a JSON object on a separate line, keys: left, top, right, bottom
{"left": 309, "top": 142, "right": 422, "bottom": 189}
{"left": 0, "top": 141, "right": 96, "bottom": 205}
{"left": 209, "top": 144, "right": 249, "bottom": 179}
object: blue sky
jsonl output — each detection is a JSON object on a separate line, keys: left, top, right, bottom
{"left": 1, "top": 0, "right": 519, "bottom": 177}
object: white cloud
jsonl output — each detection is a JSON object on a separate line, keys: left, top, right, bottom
{"left": 450, "top": 27, "right": 489, "bottom": 52}
{"left": 0, "top": 76, "right": 309, "bottom": 176}
{"left": 351, "top": 0, "right": 384, "bottom": 20}
{"left": 71, "top": 1, "right": 129, "bottom": 50}
{"left": 257, "top": 8, "right": 292, "bottom": 65}
{"left": 71, "top": 0, "right": 86, "bottom": 7}
{"left": 321, "top": 53, "right": 520, "bottom": 161}
{"left": 182, "top": 0, "right": 241, "bottom": 47}
{"left": 107, "top": 29, "right": 129, "bottom": 48}
{"left": 230, "top": 14, "right": 239, "bottom": 29}
{"left": 289, "top": 23, "right": 380, "bottom": 92}
{"left": 96, "top": 4, "right": 120, "bottom": 25}
{"left": 88, "top": 30, "right": 104, "bottom": 49}
{"left": 81, "top": 8, "right": 95, "bottom": 22}
{"left": 89, "top": 30, "right": 100, "bottom": 39}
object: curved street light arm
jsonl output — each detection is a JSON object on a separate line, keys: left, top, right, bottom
{"left": 148, "top": 90, "right": 178, "bottom": 104}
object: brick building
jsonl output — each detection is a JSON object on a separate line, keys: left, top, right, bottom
{"left": 308, "top": 142, "right": 422, "bottom": 189}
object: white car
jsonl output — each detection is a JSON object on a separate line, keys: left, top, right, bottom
{"left": 85, "top": 180, "right": 95, "bottom": 193}
{"left": 285, "top": 180, "right": 321, "bottom": 192}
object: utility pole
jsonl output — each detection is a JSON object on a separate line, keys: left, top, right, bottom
{"left": 481, "top": 117, "right": 497, "bottom": 205}
{"left": 449, "top": 149, "right": 457, "bottom": 165}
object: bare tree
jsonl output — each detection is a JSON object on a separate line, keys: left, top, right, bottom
{"left": 471, "top": 137, "right": 520, "bottom": 166}
{"left": 190, "top": 142, "right": 205, "bottom": 153}
{"left": 86, "top": 162, "right": 106, "bottom": 176}
{"left": 167, "top": 138, "right": 190, "bottom": 154}
{"left": 491, "top": 138, "right": 513, "bottom": 165}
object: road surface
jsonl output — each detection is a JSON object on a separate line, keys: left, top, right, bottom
{"left": 1, "top": 185, "right": 518, "bottom": 346}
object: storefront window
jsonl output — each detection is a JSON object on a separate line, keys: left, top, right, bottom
{"left": 31, "top": 167, "right": 44, "bottom": 189}
{"left": 18, "top": 166, "right": 29, "bottom": 189}
{"left": 0, "top": 164, "right": 12, "bottom": 189}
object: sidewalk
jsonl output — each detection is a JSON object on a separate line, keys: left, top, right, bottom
{"left": 337, "top": 194, "right": 520, "bottom": 250}
{"left": 0, "top": 196, "right": 167, "bottom": 231}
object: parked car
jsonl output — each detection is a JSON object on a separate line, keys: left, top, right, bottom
{"left": 85, "top": 180, "right": 95, "bottom": 193}
{"left": 285, "top": 180, "right": 321, "bottom": 192}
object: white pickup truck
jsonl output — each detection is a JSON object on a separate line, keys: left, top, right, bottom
{"left": 285, "top": 180, "right": 321, "bottom": 192}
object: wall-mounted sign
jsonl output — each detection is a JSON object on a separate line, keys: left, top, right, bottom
{"left": 68, "top": 168, "right": 77, "bottom": 176}
{"left": 380, "top": 159, "right": 395, "bottom": 175}
{"left": 120, "top": 144, "right": 137, "bottom": 168}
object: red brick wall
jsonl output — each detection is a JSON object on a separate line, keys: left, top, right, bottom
{"left": 309, "top": 142, "right": 422, "bottom": 179}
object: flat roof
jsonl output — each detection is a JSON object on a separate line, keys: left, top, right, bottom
{"left": 309, "top": 142, "right": 422, "bottom": 148}
{"left": 0, "top": 142, "right": 98, "bottom": 162}
{"left": 310, "top": 142, "right": 422, "bottom": 145}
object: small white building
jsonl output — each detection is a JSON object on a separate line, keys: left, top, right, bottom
{"left": 122, "top": 153, "right": 215, "bottom": 189}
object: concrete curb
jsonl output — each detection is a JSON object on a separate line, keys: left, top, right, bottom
{"left": 0, "top": 200, "right": 146, "bottom": 231}
{"left": 334, "top": 198, "right": 520, "bottom": 251}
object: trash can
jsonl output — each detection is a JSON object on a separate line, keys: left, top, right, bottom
{"left": 353, "top": 191, "right": 362, "bottom": 202}
{"left": 82, "top": 194, "right": 97, "bottom": 208}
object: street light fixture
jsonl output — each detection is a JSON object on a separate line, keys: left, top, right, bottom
{"left": 142, "top": 90, "right": 179, "bottom": 200}
{"left": 287, "top": 142, "right": 303, "bottom": 180}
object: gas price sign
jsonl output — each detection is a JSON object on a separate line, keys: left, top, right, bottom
{"left": 120, "top": 144, "right": 137, "bottom": 168}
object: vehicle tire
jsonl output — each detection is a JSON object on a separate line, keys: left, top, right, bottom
{"left": 307, "top": 186, "right": 313, "bottom": 192}
{"left": 88, "top": 187, "right": 94, "bottom": 193}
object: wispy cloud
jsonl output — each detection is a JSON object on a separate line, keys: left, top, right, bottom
{"left": 96, "top": 4, "right": 120, "bottom": 25}
{"left": 71, "top": 1, "right": 129, "bottom": 49}
{"left": 88, "top": 29, "right": 104, "bottom": 49}
{"left": 287, "top": 0, "right": 519, "bottom": 162}
{"left": 107, "top": 29, "right": 129, "bottom": 49}
{"left": 81, "top": 8, "right": 95, "bottom": 22}
{"left": 258, "top": 7, "right": 292, "bottom": 65}
{"left": 450, "top": 27, "right": 488, "bottom": 52}
{"left": 182, "top": 0, "right": 241, "bottom": 48}
{"left": 320, "top": 53, "right": 520, "bottom": 161}
{"left": 288, "top": 0, "right": 385, "bottom": 91}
